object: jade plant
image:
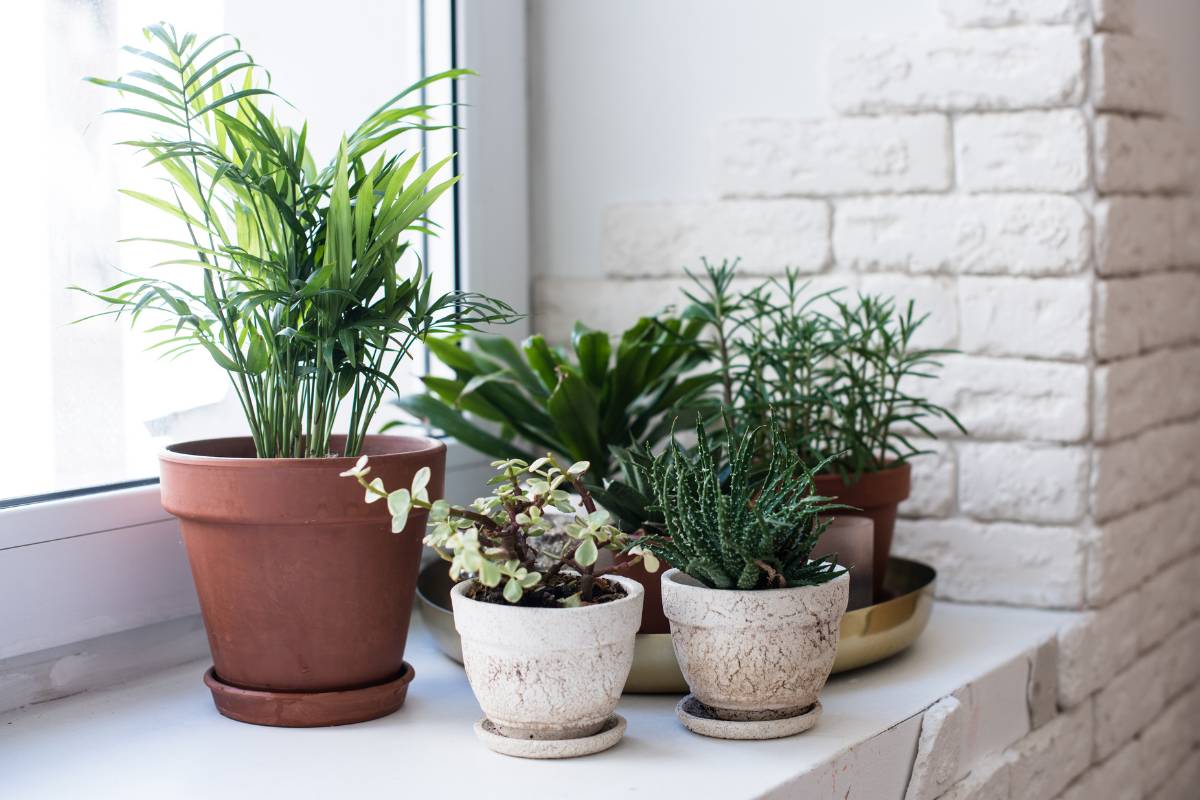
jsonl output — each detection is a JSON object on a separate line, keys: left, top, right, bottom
{"left": 77, "top": 24, "right": 518, "bottom": 458}
{"left": 632, "top": 416, "right": 844, "bottom": 590}
{"left": 343, "top": 455, "right": 658, "bottom": 605}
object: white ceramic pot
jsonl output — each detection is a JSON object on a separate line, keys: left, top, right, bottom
{"left": 661, "top": 568, "right": 850, "bottom": 721}
{"left": 451, "top": 574, "right": 644, "bottom": 740}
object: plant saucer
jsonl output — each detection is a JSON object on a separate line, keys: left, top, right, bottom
{"left": 675, "top": 696, "right": 822, "bottom": 740}
{"left": 473, "top": 713, "right": 626, "bottom": 759}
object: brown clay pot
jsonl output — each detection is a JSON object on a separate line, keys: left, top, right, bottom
{"left": 613, "top": 552, "right": 670, "bottom": 634}
{"left": 813, "top": 462, "right": 911, "bottom": 600}
{"left": 159, "top": 434, "right": 445, "bottom": 727}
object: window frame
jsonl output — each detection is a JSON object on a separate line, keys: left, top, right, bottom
{"left": 0, "top": 0, "right": 529, "bottom": 683}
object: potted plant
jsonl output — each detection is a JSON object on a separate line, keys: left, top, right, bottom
{"left": 633, "top": 417, "right": 849, "bottom": 740}
{"left": 346, "top": 455, "right": 658, "bottom": 757}
{"left": 687, "top": 260, "right": 964, "bottom": 598}
{"left": 78, "top": 25, "right": 517, "bottom": 727}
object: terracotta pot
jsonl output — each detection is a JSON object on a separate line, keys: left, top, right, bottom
{"left": 451, "top": 574, "right": 643, "bottom": 741}
{"left": 813, "top": 515, "right": 875, "bottom": 610}
{"left": 613, "top": 552, "right": 670, "bottom": 634}
{"left": 813, "top": 462, "right": 911, "bottom": 599}
{"left": 662, "top": 568, "right": 849, "bottom": 722}
{"left": 159, "top": 434, "right": 445, "bottom": 727}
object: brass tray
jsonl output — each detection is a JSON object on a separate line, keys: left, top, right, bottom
{"left": 415, "top": 556, "right": 936, "bottom": 694}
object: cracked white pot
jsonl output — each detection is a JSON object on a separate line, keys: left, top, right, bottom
{"left": 451, "top": 574, "right": 643, "bottom": 740}
{"left": 661, "top": 568, "right": 850, "bottom": 722}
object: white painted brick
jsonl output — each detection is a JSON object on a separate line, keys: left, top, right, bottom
{"left": 939, "top": 753, "right": 1010, "bottom": 800}
{"left": 716, "top": 116, "right": 951, "bottom": 197}
{"left": 1091, "top": 419, "right": 1200, "bottom": 520}
{"left": 1092, "top": 0, "right": 1136, "bottom": 33}
{"left": 1057, "top": 591, "right": 1141, "bottom": 707}
{"left": 1139, "top": 554, "right": 1200, "bottom": 652}
{"left": 1171, "top": 196, "right": 1200, "bottom": 267}
{"left": 1140, "top": 685, "right": 1200, "bottom": 794}
{"left": 1085, "top": 488, "right": 1200, "bottom": 605}
{"left": 1095, "top": 346, "right": 1200, "bottom": 441}
{"left": 905, "top": 696, "right": 965, "bottom": 800}
{"left": 940, "top": 0, "right": 1085, "bottom": 27}
{"left": 1007, "top": 700, "right": 1094, "bottom": 800}
{"left": 1057, "top": 737, "right": 1143, "bottom": 800}
{"left": 959, "top": 277, "right": 1090, "bottom": 360}
{"left": 909, "top": 355, "right": 1089, "bottom": 443}
{"left": 829, "top": 29, "right": 1086, "bottom": 114}
{"left": 1095, "top": 115, "right": 1187, "bottom": 194}
{"left": 1092, "top": 34, "right": 1171, "bottom": 115}
{"left": 1149, "top": 748, "right": 1200, "bottom": 800}
{"left": 960, "top": 442, "right": 1088, "bottom": 523}
{"left": 1095, "top": 273, "right": 1200, "bottom": 360}
{"left": 956, "top": 111, "right": 1089, "bottom": 192}
{"left": 858, "top": 274, "right": 958, "bottom": 349}
{"left": 900, "top": 439, "right": 957, "bottom": 518}
{"left": 1094, "top": 647, "right": 1167, "bottom": 758}
{"left": 834, "top": 195, "right": 1089, "bottom": 276}
{"left": 1094, "top": 196, "right": 1173, "bottom": 276}
{"left": 894, "top": 518, "right": 1085, "bottom": 607}
{"left": 1027, "top": 638, "right": 1059, "bottom": 728}
{"left": 1159, "top": 618, "right": 1200, "bottom": 700}
{"left": 601, "top": 200, "right": 829, "bottom": 279}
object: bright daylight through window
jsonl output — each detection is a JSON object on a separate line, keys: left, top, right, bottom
{"left": 0, "top": 0, "right": 457, "bottom": 504}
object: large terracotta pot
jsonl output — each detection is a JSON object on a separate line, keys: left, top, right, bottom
{"left": 159, "top": 434, "right": 445, "bottom": 727}
{"left": 613, "top": 552, "right": 670, "bottom": 634}
{"left": 813, "top": 462, "right": 910, "bottom": 600}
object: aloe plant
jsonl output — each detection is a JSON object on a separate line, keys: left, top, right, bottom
{"left": 394, "top": 317, "right": 715, "bottom": 480}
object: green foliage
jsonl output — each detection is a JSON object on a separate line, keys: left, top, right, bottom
{"left": 394, "top": 316, "right": 715, "bottom": 480}
{"left": 685, "top": 259, "right": 965, "bottom": 481}
{"left": 76, "top": 24, "right": 518, "bottom": 458}
{"left": 633, "top": 417, "right": 845, "bottom": 591}
{"left": 345, "top": 455, "right": 657, "bottom": 604}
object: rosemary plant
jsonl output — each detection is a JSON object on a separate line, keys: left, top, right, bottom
{"left": 78, "top": 24, "right": 518, "bottom": 458}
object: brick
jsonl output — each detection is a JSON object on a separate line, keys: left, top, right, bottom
{"left": 1095, "top": 273, "right": 1200, "bottom": 360}
{"left": 956, "top": 111, "right": 1089, "bottom": 192}
{"left": 1086, "top": 488, "right": 1200, "bottom": 604}
{"left": 1095, "top": 347, "right": 1200, "bottom": 441}
{"left": 1095, "top": 116, "right": 1187, "bottom": 194}
{"left": 858, "top": 274, "right": 958, "bottom": 349}
{"left": 938, "top": 753, "right": 1010, "bottom": 800}
{"left": 1149, "top": 747, "right": 1200, "bottom": 800}
{"left": 1027, "top": 638, "right": 1059, "bottom": 729}
{"left": 960, "top": 442, "right": 1088, "bottom": 523}
{"left": 905, "top": 695, "right": 965, "bottom": 800}
{"left": 716, "top": 116, "right": 950, "bottom": 197}
{"left": 601, "top": 200, "right": 829, "bottom": 279}
{"left": 1171, "top": 196, "right": 1200, "bottom": 266}
{"left": 939, "top": 0, "right": 1085, "bottom": 27}
{"left": 1007, "top": 700, "right": 1093, "bottom": 800}
{"left": 899, "top": 439, "right": 957, "bottom": 518}
{"left": 829, "top": 29, "right": 1086, "bottom": 114}
{"left": 894, "top": 518, "right": 1085, "bottom": 607}
{"left": 1159, "top": 618, "right": 1200, "bottom": 700}
{"left": 1057, "top": 738, "right": 1143, "bottom": 800}
{"left": 1139, "top": 555, "right": 1200, "bottom": 652}
{"left": 1140, "top": 686, "right": 1200, "bottom": 794}
{"left": 833, "top": 195, "right": 1089, "bottom": 276}
{"left": 1091, "top": 419, "right": 1200, "bottom": 520}
{"left": 1094, "top": 648, "right": 1167, "bottom": 758}
{"left": 1057, "top": 591, "right": 1141, "bottom": 707}
{"left": 1092, "top": 0, "right": 1136, "bottom": 32}
{"left": 910, "top": 355, "right": 1089, "bottom": 443}
{"left": 1092, "top": 34, "right": 1171, "bottom": 115}
{"left": 1094, "top": 196, "right": 1174, "bottom": 276}
{"left": 959, "top": 276, "right": 1089, "bottom": 360}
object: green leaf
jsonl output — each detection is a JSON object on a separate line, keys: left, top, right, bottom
{"left": 574, "top": 537, "right": 598, "bottom": 567}
{"left": 502, "top": 578, "right": 523, "bottom": 603}
{"left": 546, "top": 370, "right": 603, "bottom": 467}
{"left": 572, "top": 323, "right": 611, "bottom": 390}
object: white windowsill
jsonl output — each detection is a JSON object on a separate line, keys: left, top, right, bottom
{"left": 0, "top": 600, "right": 1077, "bottom": 800}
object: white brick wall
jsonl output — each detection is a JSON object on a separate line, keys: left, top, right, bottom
{"left": 1093, "top": 196, "right": 1173, "bottom": 275}
{"left": 1094, "top": 115, "right": 1187, "bottom": 194}
{"left": 1094, "top": 346, "right": 1200, "bottom": 440}
{"left": 829, "top": 29, "right": 1086, "bottom": 114}
{"left": 958, "top": 277, "right": 1090, "bottom": 359}
{"left": 1091, "top": 0, "right": 1136, "bottom": 33}
{"left": 1095, "top": 273, "right": 1200, "bottom": 359}
{"left": 1091, "top": 34, "right": 1171, "bottom": 115}
{"left": 955, "top": 111, "right": 1089, "bottom": 192}
{"left": 959, "top": 442, "right": 1088, "bottom": 523}
{"left": 1091, "top": 419, "right": 1200, "bottom": 521}
{"left": 940, "top": 0, "right": 1085, "bottom": 28}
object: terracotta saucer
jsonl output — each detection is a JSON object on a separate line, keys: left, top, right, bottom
{"left": 473, "top": 714, "right": 626, "bottom": 759}
{"left": 675, "top": 695, "right": 822, "bottom": 740}
{"left": 203, "top": 662, "right": 415, "bottom": 727}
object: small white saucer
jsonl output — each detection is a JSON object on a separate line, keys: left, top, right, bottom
{"left": 675, "top": 695, "right": 822, "bottom": 740}
{"left": 474, "top": 714, "right": 626, "bottom": 759}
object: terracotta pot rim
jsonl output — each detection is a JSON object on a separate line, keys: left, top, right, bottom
{"left": 815, "top": 460, "right": 912, "bottom": 482}
{"left": 450, "top": 572, "right": 645, "bottom": 616}
{"left": 161, "top": 434, "right": 446, "bottom": 468}
{"left": 662, "top": 567, "right": 849, "bottom": 597}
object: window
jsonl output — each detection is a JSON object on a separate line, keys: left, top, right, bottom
{"left": 0, "top": 0, "right": 458, "bottom": 505}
